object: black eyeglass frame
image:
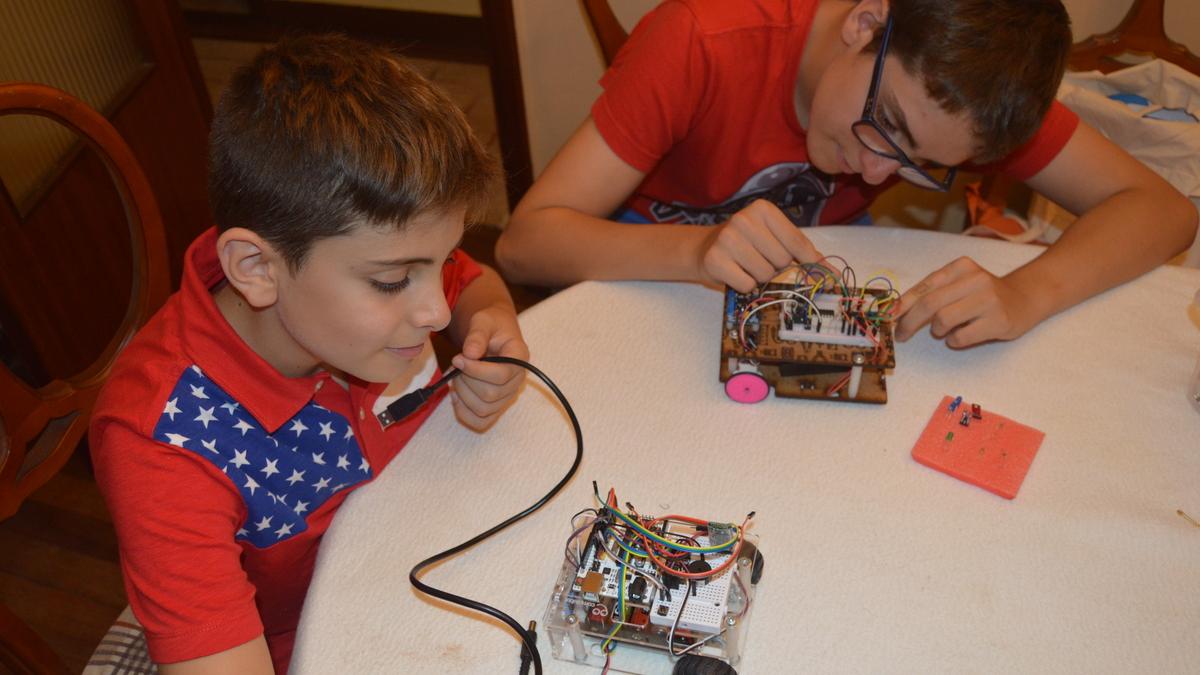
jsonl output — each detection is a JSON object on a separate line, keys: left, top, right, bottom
{"left": 850, "top": 16, "right": 957, "bottom": 192}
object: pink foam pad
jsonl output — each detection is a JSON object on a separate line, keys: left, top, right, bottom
{"left": 725, "top": 372, "right": 770, "bottom": 404}
{"left": 911, "top": 395, "right": 1045, "bottom": 500}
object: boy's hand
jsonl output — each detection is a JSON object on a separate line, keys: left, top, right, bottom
{"left": 697, "top": 200, "right": 823, "bottom": 291}
{"left": 449, "top": 304, "right": 529, "bottom": 431}
{"left": 892, "top": 257, "right": 1039, "bottom": 348}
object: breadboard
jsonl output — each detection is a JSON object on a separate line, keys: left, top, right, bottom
{"left": 911, "top": 395, "right": 1045, "bottom": 499}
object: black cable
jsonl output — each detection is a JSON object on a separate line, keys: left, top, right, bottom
{"left": 407, "top": 356, "right": 584, "bottom": 675}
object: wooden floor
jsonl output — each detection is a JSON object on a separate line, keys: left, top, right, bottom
{"left": 0, "top": 35, "right": 535, "bottom": 674}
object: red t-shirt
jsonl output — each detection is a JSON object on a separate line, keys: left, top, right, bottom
{"left": 90, "top": 228, "right": 481, "bottom": 673}
{"left": 592, "top": 0, "right": 1079, "bottom": 226}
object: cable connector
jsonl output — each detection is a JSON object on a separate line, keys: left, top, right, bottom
{"left": 376, "top": 368, "right": 461, "bottom": 428}
{"left": 518, "top": 620, "right": 537, "bottom": 675}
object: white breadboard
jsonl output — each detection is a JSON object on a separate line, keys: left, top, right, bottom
{"left": 776, "top": 292, "right": 873, "bottom": 347}
{"left": 647, "top": 550, "right": 734, "bottom": 634}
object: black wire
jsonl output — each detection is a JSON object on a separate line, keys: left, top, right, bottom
{"left": 408, "top": 356, "right": 583, "bottom": 675}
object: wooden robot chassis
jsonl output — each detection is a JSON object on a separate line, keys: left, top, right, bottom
{"left": 719, "top": 284, "right": 897, "bottom": 404}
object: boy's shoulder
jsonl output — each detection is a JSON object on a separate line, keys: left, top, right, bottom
{"left": 94, "top": 288, "right": 195, "bottom": 437}
{"left": 92, "top": 228, "right": 245, "bottom": 442}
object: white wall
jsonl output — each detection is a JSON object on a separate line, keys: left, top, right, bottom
{"left": 512, "top": 0, "right": 654, "bottom": 175}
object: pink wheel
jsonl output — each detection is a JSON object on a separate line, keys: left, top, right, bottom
{"left": 725, "top": 371, "right": 770, "bottom": 403}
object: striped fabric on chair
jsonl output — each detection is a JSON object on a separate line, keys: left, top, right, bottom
{"left": 83, "top": 607, "right": 156, "bottom": 674}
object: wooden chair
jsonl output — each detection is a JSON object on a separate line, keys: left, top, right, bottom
{"left": 581, "top": 0, "right": 629, "bottom": 67}
{"left": 0, "top": 83, "right": 169, "bottom": 674}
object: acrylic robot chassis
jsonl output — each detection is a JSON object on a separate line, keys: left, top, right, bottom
{"left": 543, "top": 489, "right": 763, "bottom": 674}
{"left": 719, "top": 279, "right": 897, "bottom": 405}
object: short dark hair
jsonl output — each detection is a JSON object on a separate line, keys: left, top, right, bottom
{"left": 209, "top": 34, "right": 497, "bottom": 269}
{"left": 872, "top": 0, "right": 1072, "bottom": 162}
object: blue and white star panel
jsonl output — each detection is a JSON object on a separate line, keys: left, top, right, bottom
{"left": 153, "top": 365, "right": 372, "bottom": 548}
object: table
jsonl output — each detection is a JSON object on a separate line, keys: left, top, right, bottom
{"left": 292, "top": 226, "right": 1200, "bottom": 674}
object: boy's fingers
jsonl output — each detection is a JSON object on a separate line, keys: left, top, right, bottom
{"left": 894, "top": 258, "right": 978, "bottom": 323}
{"left": 738, "top": 219, "right": 793, "bottom": 271}
{"left": 452, "top": 380, "right": 495, "bottom": 415}
{"left": 451, "top": 391, "right": 495, "bottom": 431}
{"left": 764, "top": 214, "right": 822, "bottom": 265}
{"left": 896, "top": 272, "right": 984, "bottom": 340}
{"left": 460, "top": 330, "right": 489, "bottom": 360}
{"left": 746, "top": 200, "right": 821, "bottom": 264}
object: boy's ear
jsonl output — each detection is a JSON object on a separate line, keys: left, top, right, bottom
{"left": 216, "top": 228, "right": 284, "bottom": 309}
{"left": 843, "top": 0, "right": 888, "bottom": 48}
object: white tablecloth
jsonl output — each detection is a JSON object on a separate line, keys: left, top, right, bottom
{"left": 293, "top": 227, "right": 1200, "bottom": 674}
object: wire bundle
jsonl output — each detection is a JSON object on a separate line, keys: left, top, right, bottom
{"left": 732, "top": 256, "right": 899, "bottom": 356}
{"left": 572, "top": 486, "right": 754, "bottom": 671}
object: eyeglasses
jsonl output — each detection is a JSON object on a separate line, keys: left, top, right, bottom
{"left": 850, "top": 16, "right": 957, "bottom": 192}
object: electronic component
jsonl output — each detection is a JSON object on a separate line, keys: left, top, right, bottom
{"left": 544, "top": 488, "right": 762, "bottom": 673}
{"left": 912, "top": 395, "right": 1046, "bottom": 499}
{"left": 719, "top": 263, "right": 898, "bottom": 405}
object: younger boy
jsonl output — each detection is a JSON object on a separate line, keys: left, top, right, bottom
{"left": 496, "top": 0, "right": 1197, "bottom": 348}
{"left": 90, "top": 35, "right": 527, "bottom": 673}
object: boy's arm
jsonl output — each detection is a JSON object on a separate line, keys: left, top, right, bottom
{"left": 895, "top": 121, "right": 1198, "bottom": 347}
{"left": 442, "top": 264, "right": 529, "bottom": 431}
{"left": 159, "top": 636, "right": 272, "bottom": 675}
{"left": 495, "top": 118, "right": 822, "bottom": 290}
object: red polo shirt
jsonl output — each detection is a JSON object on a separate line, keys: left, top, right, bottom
{"left": 90, "top": 227, "right": 481, "bottom": 672}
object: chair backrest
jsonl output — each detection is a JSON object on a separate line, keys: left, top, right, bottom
{"left": 581, "top": 0, "right": 629, "bottom": 67}
{"left": 1070, "top": 0, "right": 1200, "bottom": 75}
{"left": 0, "top": 82, "right": 169, "bottom": 520}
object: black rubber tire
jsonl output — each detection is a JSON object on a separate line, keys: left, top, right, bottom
{"left": 672, "top": 654, "right": 737, "bottom": 675}
{"left": 751, "top": 549, "right": 765, "bottom": 585}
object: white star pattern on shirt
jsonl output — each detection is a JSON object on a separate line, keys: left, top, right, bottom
{"left": 194, "top": 406, "right": 217, "bottom": 429}
{"left": 318, "top": 421, "right": 335, "bottom": 441}
{"left": 230, "top": 449, "right": 250, "bottom": 469}
{"left": 154, "top": 363, "right": 374, "bottom": 548}
{"left": 191, "top": 365, "right": 204, "bottom": 376}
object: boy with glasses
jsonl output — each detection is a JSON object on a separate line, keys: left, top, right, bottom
{"left": 497, "top": 0, "right": 1197, "bottom": 348}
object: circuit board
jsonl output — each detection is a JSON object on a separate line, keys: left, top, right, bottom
{"left": 719, "top": 281, "right": 897, "bottom": 404}
{"left": 911, "top": 395, "right": 1046, "bottom": 499}
{"left": 543, "top": 495, "right": 762, "bottom": 672}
